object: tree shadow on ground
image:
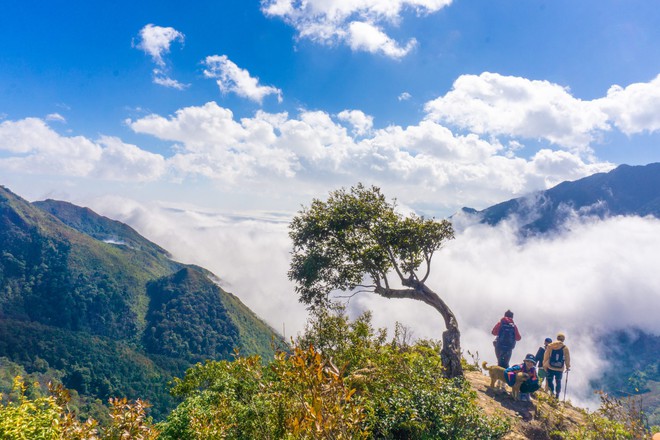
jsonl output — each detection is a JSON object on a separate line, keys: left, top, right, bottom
{"left": 485, "top": 388, "right": 536, "bottom": 421}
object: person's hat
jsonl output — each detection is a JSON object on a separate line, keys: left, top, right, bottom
{"left": 504, "top": 310, "right": 514, "bottom": 318}
{"left": 544, "top": 337, "right": 552, "bottom": 344}
{"left": 524, "top": 354, "right": 536, "bottom": 363}
{"left": 557, "top": 333, "right": 566, "bottom": 341}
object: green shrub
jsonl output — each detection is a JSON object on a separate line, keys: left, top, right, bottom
{"left": 159, "top": 306, "right": 510, "bottom": 439}
{"left": 555, "top": 391, "right": 650, "bottom": 440}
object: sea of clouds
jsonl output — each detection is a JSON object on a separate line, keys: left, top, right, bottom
{"left": 88, "top": 196, "right": 660, "bottom": 407}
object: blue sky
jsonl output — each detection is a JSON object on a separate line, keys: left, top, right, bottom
{"left": 3, "top": 2, "right": 660, "bottom": 399}
{"left": 2, "top": 0, "right": 660, "bottom": 216}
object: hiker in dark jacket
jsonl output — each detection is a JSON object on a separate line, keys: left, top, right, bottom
{"left": 505, "top": 353, "right": 540, "bottom": 401}
{"left": 491, "top": 310, "right": 522, "bottom": 368}
{"left": 535, "top": 337, "right": 552, "bottom": 387}
{"left": 543, "top": 333, "right": 571, "bottom": 399}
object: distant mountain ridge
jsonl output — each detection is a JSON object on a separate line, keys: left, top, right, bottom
{"left": 33, "top": 199, "right": 172, "bottom": 258}
{"left": 0, "top": 185, "right": 284, "bottom": 418}
{"left": 466, "top": 163, "right": 660, "bottom": 233}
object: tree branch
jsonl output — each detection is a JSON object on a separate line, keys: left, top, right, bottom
{"left": 420, "top": 254, "right": 431, "bottom": 283}
{"left": 335, "top": 289, "right": 372, "bottom": 300}
{"left": 374, "top": 286, "right": 420, "bottom": 301}
{"left": 384, "top": 247, "right": 407, "bottom": 283}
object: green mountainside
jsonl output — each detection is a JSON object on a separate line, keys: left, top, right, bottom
{"left": 592, "top": 330, "right": 660, "bottom": 426}
{"left": 33, "top": 199, "right": 173, "bottom": 260}
{"left": 0, "top": 185, "right": 284, "bottom": 419}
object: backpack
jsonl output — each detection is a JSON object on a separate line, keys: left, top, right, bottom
{"left": 497, "top": 321, "right": 516, "bottom": 349}
{"left": 549, "top": 347, "right": 565, "bottom": 368}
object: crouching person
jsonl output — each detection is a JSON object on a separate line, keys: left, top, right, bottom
{"left": 505, "top": 354, "right": 540, "bottom": 401}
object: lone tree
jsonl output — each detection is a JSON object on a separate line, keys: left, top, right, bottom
{"left": 288, "top": 184, "right": 463, "bottom": 378}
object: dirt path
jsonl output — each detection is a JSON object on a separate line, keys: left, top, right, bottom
{"left": 465, "top": 369, "right": 586, "bottom": 439}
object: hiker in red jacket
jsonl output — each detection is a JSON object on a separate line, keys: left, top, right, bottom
{"left": 492, "top": 310, "right": 522, "bottom": 368}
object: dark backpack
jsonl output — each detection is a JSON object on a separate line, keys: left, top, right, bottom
{"left": 549, "top": 347, "right": 565, "bottom": 368}
{"left": 497, "top": 321, "right": 516, "bottom": 349}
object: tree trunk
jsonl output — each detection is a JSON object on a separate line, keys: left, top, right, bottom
{"left": 380, "top": 280, "right": 464, "bottom": 378}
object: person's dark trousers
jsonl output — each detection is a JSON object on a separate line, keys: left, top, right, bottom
{"left": 520, "top": 381, "right": 540, "bottom": 393}
{"left": 546, "top": 369, "right": 564, "bottom": 397}
{"left": 495, "top": 345, "right": 513, "bottom": 368}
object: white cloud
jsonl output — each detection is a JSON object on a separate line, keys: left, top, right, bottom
{"left": 2, "top": 91, "right": 618, "bottom": 214}
{"left": 0, "top": 118, "right": 166, "bottom": 181}
{"left": 398, "top": 91, "right": 412, "bottom": 101}
{"left": 153, "top": 70, "right": 189, "bottom": 90}
{"left": 526, "top": 148, "right": 610, "bottom": 188}
{"left": 128, "top": 102, "right": 246, "bottom": 150}
{"left": 126, "top": 101, "right": 613, "bottom": 211}
{"left": 598, "top": 74, "right": 660, "bottom": 135}
{"left": 337, "top": 109, "right": 374, "bottom": 135}
{"left": 18, "top": 68, "right": 660, "bottom": 213}
{"left": 424, "top": 72, "right": 611, "bottom": 152}
{"left": 261, "top": 0, "right": 452, "bottom": 58}
{"left": 94, "top": 136, "right": 167, "bottom": 181}
{"left": 423, "top": 72, "right": 660, "bottom": 154}
{"left": 45, "top": 113, "right": 66, "bottom": 123}
{"left": 203, "top": 55, "right": 283, "bottom": 104}
{"left": 135, "top": 24, "right": 185, "bottom": 67}
{"left": 134, "top": 24, "right": 187, "bottom": 89}
{"left": 128, "top": 102, "right": 296, "bottom": 182}
{"left": 347, "top": 21, "right": 416, "bottom": 58}
{"left": 0, "top": 118, "right": 101, "bottom": 175}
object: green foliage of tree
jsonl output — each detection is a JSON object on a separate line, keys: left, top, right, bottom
{"left": 159, "top": 307, "right": 510, "bottom": 439}
{"left": 289, "top": 184, "right": 462, "bottom": 377}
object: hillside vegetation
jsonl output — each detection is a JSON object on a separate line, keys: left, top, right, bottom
{"left": 0, "top": 185, "right": 284, "bottom": 419}
{"left": 1, "top": 306, "right": 655, "bottom": 439}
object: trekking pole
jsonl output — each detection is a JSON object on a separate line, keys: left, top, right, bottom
{"left": 563, "top": 370, "right": 569, "bottom": 402}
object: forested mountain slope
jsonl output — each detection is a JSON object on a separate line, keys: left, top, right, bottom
{"left": 0, "top": 185, "right": 284, "bottom": 418}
